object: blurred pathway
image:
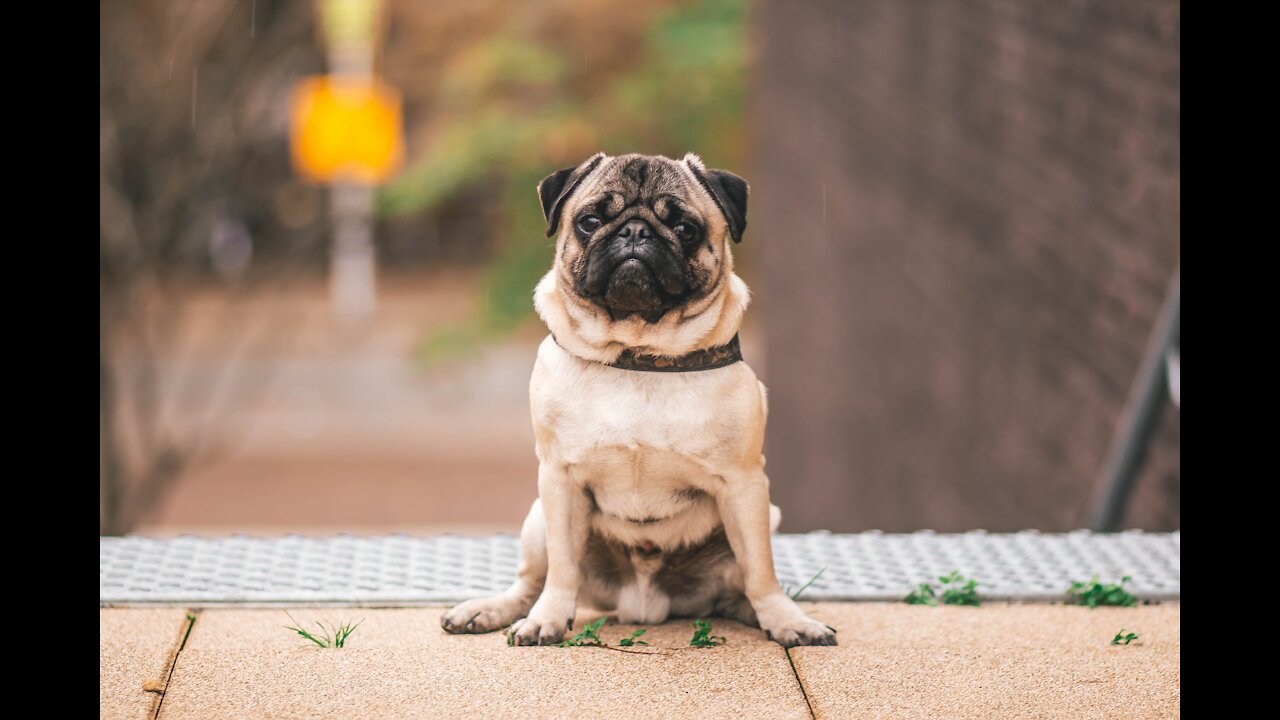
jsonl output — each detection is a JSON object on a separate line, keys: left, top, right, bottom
{"left": 138, "top": 273, "right": 543, "bottom": 535}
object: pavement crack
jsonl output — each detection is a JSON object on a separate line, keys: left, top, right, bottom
{"left": 151, "top": 610, "right": 199, "bottom": 720}
{"left": 784, "top": 647, "right": 817, "bottom": 720}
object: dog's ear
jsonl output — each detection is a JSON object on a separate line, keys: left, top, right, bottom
{"left": 537, "top": 152, "right": 606, "bottom": 238}
{"left": 683, "top": 153, "right": 748, "bottom": 243}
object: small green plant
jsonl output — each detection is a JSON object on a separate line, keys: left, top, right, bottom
{"left": 786, "top": 567, "right": 828, "bottom": 601}
{"left": 904, "top": 582, "right": 938, "bottom": 606}
{"left": 939, "top": 571, "right": 981, "bottom": 607}
{"left": 558, "top": 617, "right": 608, "bottom": 647}
{"left": 1111, "top": 630, "right": 1140, "bottom": 646}
{"left": 618, "top": 629, "right": 649, "bottom": 647}
{"left": 689, "top": 619, "right": 726, "bottom": 648}
{"left": 283, "top": 612, "right": 363, "bottom": 648}
{"left": 1068, "top": 576, "right": 1138, "bottom": 608}
{"left": 904, "top": 571, "right": 980, "bottom": 606}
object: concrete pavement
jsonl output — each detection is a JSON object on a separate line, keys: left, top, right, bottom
{"left": 100, "top": 603, "right": 1179, "bottom": 719}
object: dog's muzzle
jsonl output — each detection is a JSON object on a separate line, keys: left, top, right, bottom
{"left": 581, "top": 220, "right": 688, "bottom": 315}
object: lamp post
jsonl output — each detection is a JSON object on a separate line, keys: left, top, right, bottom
{"left": 290, "top": 0, "right": 402, "bottom": 324}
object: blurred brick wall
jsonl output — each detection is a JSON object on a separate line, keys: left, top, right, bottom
{"left": 751, "top": 0, "right": 1179, "bottom": 531}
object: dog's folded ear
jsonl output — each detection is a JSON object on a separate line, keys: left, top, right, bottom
{"left": 683, "top": 153, "right": 748, "bottom": 243}
{"left": 538, "top": 152, "right": 606, "bottom": 238}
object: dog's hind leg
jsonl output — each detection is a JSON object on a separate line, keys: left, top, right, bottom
{"left": 577, "top": 532, "right": 631, "bottom": 616}
{"left": 713, "top": 591, "right": 759, "bottom": 627}
{"left": 441, "top": 499, "right": 547, "bottom": 634}
{"left": 662, "top": 507, "right": 779, "bottom": 627}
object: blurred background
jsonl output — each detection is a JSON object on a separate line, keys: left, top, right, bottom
{"left": 100, "top": 0, "right": 1179, "bottom": 537}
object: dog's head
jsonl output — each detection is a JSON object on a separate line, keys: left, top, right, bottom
{"left": 537, "top": 152, "right": 748, "bottom": 324}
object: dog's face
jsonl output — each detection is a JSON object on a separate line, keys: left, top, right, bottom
{"left": 537, "top": 153, "right": 748, "bottom": 324}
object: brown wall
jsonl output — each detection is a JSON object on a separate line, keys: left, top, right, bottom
{"left": 750, "top": 0, "right": 1179, "bottom": 532}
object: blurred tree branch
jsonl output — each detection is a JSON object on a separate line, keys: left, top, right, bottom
{"left": 100, "top": 0, "right": 322, "bottom": 534}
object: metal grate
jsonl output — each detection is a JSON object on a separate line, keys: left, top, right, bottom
{"left": 100, "top": 531, "right": 1179, "bottom": 606}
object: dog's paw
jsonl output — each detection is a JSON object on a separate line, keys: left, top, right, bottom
{"left": 754, "top": 594, "right": 838, "bottom": 647}
{"left": 507, "top": 615, "right": 572, "bottom": 646}
{"left": 764, "top": 617, "right": 838, "bottom": 648}
{"left": 441, "top": 596, "right": 530, "bottom": 634}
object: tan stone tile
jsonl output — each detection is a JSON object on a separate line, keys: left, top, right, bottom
{"left": 101, "top": 609, "right": 194, "bottom": 720}
{"left": 159, "top": 608, "right": 809, "bottom": 719}
{"left": 790, "top": 602, "right": 1180, "bottom": 719}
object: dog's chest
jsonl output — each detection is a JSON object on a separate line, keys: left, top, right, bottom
{"left": 578, "top": 445, "right": 705, "bottom": 509}
{"left": 533, "top": 353, "right": 740, "bottom": 472}
{"left": 530, "top": 337, "right": 764, "bottom": 548}
{"left": 576, "top": 445, "right": 722, "bottom": 549}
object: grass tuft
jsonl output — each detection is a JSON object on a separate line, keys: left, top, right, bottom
{"left": 283, "top": 612, "right": 364, "bottom": 649}
{"left": 786, "top": 567, "right": 828, "bottom": 601}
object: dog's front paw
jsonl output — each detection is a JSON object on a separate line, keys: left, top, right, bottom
{"left": 441, "top": 595, "right": 531, "bottom": 634}
{"left": 755, "top": 594, "right": 838, "bottom": 648}
{"left": 764, "top": 617, "right": 837, "bottom": 648}
{"left": 507, "top": 590, "right": 577, "bottom": 646}
{"left": 507, "top": 615, "right": 572, "bottom": 646}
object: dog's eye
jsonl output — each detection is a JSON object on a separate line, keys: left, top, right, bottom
{"left": 576, "top": 216, "right": 602, "bottom": 234}
{"left": 674, "top": 223, "right": 697, "bottom": 242}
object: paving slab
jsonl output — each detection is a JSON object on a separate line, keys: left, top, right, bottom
{"left": 100, "top": 609, "right": 194, "bottom": 720}
{"left": 790, "top": 602, "right": 1180, "bottom": 719}
{"left": 158, "top": 608, "right": 811, "bottom": 719}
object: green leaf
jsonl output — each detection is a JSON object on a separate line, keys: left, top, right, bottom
{"left": 689, "top": 618, "right": 725, "bottom": 647}
{"left": 1067, "top": 576, "right": 1138, "bottom": 609}
{"left": 558, "top": 616, "right": 610, "bottom": 647}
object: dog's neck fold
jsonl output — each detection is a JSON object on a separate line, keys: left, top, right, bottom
{"left": 534, "top": 269, "right": 751, "bottom": 365}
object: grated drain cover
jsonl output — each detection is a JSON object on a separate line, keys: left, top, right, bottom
{"left": 101, "top": 530, "right": 1179, "bottom": 606}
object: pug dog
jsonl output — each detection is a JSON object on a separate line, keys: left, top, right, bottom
{"left": 441, "top": 152, "right": 836, "bottom": 647}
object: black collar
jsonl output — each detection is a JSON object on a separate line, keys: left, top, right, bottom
{"left": 553, "top": 334, "right": 743, "bottom": 372}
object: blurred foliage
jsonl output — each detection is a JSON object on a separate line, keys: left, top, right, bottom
{"left": 378, "top": 0, "right": 747, "bottom": 363}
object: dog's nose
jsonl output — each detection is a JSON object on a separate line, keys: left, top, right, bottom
{"left": 616, "top": 220, "right": 653, "bottom": 241}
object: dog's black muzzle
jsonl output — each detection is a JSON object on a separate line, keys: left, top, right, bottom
{"left": 579, "top": 220, "right": 689, "bottom": 316}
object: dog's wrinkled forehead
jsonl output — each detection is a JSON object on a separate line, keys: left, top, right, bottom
{"left": 539, "top": 152, "right": 747, "bottom": 243}
{"left": 574, "top": 155, "right": 706, "bottom": 218}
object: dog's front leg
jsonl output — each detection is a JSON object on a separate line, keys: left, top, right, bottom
{"left": 508, "top": 461, "right": 588, "bottom": 646}
{"left": 717, "top": 469, "right": 837, "bottom": 647}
